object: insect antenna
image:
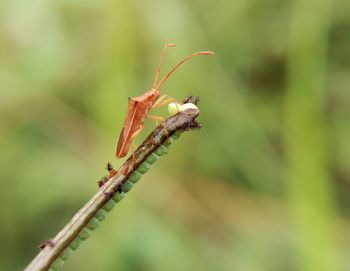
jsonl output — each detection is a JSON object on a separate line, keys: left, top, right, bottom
{"left": 155, "top": 50, "right": 215, "bottom": 89}
{"left": 152, "top": 43, "right": 177, "bottom": 89}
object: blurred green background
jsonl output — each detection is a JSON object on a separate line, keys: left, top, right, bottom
{"left": 1, "top": 0, "right": 350, "bottom": 270}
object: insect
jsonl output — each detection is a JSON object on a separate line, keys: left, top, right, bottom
{"left": 116, "top": 44, "right": 214, "bottom": 159}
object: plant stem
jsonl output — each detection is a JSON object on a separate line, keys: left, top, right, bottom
{"left": 25, "top": 106, "right": 200, "bottom": 271}
{"left": 285, "top": 0, "right": 336, "bottom": 270}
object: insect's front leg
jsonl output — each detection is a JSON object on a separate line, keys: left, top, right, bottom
{"left": 152, "top": 95, "right": 177, "bottom": 109}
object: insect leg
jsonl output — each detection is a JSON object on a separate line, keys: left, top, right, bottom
{"left": 148, "top": 114, "right": 165, "bottom": 126}
{"left": 153, "top": 97, "right": 177, "bottom": 109}
{"left": 152, "top": 95, "right": 170, "bottom": 108}
{"left": 128, "top": 127, "right": 144, "bottom": 168}
{"left": 131, "top": 142, "right": 137, "bottom": 167}
{"left": 130, "top": 127, "right": 143, "bottom": 142}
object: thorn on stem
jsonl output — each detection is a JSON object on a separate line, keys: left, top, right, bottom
{"left": 103, "top": 182, "right": 122, "bottom": 200}
{"left": 106, "top": 163, "right": 118, "bottom": 178}
{"left": 98, "top": 176, "right": 109, "bottom": 188}
{"left": 106, "top": 162, "right": 114, "bottom": 172}
{"left": 104, "top": 191, "right": 114, "bottom": 200}
{"left": 115, "top": 183, "right": 123, "bottom": 193}
{"left": 38, "top": 239, "right": 54, "bottom": 250}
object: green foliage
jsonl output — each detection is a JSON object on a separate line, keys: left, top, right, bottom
{"left": 0, "top": 0, "right": 349, "bottom": 270}
{"left": 44, "top": 132, "right": 182, "bottom": 270}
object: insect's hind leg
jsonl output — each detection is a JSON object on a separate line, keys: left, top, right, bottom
{"left": 130, "top": 141, "right": 137, "bottom": 167}
{"left": 148, "top": 114, "right": 165, "bottom": 126}
{"left": 127, "top": 128, "right": 143, "bottom": 169}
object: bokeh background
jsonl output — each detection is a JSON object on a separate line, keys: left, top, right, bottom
{"left": 1, "top": 0, "right": 350, "bottom": 270}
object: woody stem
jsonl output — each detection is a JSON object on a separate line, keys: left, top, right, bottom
{"left": 24, "top": 105, "right": 200, "bottom": 271}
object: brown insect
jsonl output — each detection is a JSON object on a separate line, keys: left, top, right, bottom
{"left": 116, "top": 44, "right": 214, "bottom": 159}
